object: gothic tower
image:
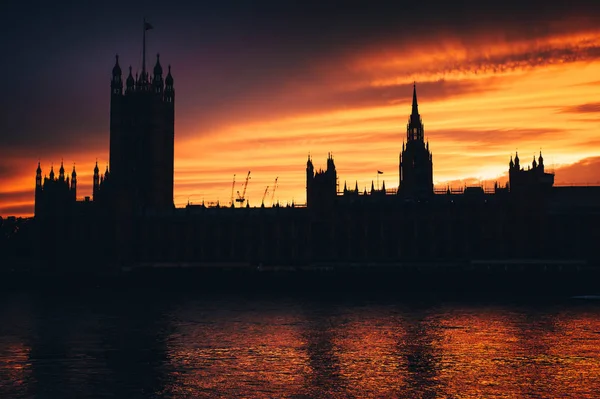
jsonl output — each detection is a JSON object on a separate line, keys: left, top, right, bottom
{"left": 35, "top": 162, "right": 42, "bottom": 216}
{"left": 399, "top": 84, "right": 433, "bottom": 198}
{"left": 108, "top": 28, "right": 175, "bottom": 211}
{"left": 306, "top": 153, "right": 337, "bottom": 208}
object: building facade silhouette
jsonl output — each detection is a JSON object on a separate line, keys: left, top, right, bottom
{"left": 31, "top": 47, "right": 600, "bottom": 270}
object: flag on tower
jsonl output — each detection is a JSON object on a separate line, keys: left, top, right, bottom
{"left": 377, "top": 170, "right": 384, "bottom": 174}
{"left": 145, "top": 21, "right": 154, "bottom": 30}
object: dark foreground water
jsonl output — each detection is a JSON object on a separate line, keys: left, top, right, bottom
{"left": 1, "top": 287, "right": 600, "bottom": 398}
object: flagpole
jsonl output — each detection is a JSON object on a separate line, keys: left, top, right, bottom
{"left": 377, "top": 172, "right": 379, "bottom": 191}
{"left": 142, "top": 17, "right": 146, "bottom": 75}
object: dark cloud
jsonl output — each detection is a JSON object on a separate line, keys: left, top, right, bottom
{"left": 559, "top": 102, "right": 600, "bottom": 114}
{"left": 0, "top": 204, "right": 34, "bottom": 217}
{"left": 554, "top": 156, "right": 600, "bottom": 185}
{"left": 0, "top": 190, "right": 32, "bottom": 203}
{"left": 2, "top": 0, "right": 600, "bottom": 152}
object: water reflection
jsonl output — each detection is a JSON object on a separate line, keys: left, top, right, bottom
{"left": 162, "top": 298, "right": 311, "bottom": 398}
{"left": 0, "top": 292, "right": 599, "bottom": 398}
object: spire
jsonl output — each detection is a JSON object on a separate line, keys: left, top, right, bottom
{"left": 412, "top": 82, "right": 419, "bottom": 116}
{"left": 59, "top": 160, "right": 65, "bottom": 180}
{"left": 165, "top": 65, "right": 174, "bottom": 86}
{"left": 355, "top": 181, "right": 359, "bottom": 192}
{"left": 49, "top": 165, "right": 55, "bottom": 180}
{"left": 126, "top": 66, "right": 134, "bottom": 91}
{"left": 94, "top": 160, "right": 99, "bottom": 174}
{"left": 71, "top": 163, "right": 77, "bottom": 179}
{"left": 165, "top": 65, "right": 174, "bottom": 102}
{"left": 111, "top": 55, "right": 123, "bottom": 95}
{"left": 112, "top": 54, "right": 122, "bottom": 76}
{"left": 407, "top": 83, "right": 424, "bottom": 142}
{"left": 382, "top": 181, "right": 386, "bottom": 191}
{"left": 343, "top": 181, "right": 347, "bottom": 193}
{"left": 371, "top": 180, "right": 375, "bottom": 193}
{"left": 153, "top": 53, "right": 163, "bottom": 76}
{"left": 36, "top": 161, "right": 42, "bottom": 187}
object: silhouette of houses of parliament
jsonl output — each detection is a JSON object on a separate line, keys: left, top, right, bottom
{"left": 32, "top": 41, "right": 600, "bottom": 269}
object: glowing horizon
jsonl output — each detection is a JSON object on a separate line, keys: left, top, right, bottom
{"left": 2, "top": 17, "right": 600, "bottom": 216}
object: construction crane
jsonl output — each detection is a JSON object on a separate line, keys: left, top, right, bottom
{"left": 271, "top": 177, "right": 278, "bottom": 206}
{"left": 261, "top": 186, "right": 269, "bottom": 205}
{"left": 230, "top": 174, "right": 236, "bottom": 207}
{"left": 235, "top": 171, "right": 251, "bottom": 205}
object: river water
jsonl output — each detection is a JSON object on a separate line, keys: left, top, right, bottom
{"left": 1, "top": 289, "right": 599, "bottom": 398}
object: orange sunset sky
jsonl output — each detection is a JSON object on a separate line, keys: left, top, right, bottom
{"left": 1, "top": 1, "right": 600, "bottom": 216}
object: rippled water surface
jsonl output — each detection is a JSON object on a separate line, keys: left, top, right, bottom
{"left": 1, "top": 290, "right": 599, "bottom": 398}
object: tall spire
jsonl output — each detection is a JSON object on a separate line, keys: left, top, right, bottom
{"left": 412, "top": 82, "right": 419, "bottom": 116}
{"left": 407, "top": 83, "right": 424, "bottom": 142}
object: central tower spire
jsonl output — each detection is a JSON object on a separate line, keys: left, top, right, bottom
{"left": 412, "top": 82, "right": 419, "bottom": 116}
{"left": 400, "top": 83, "right": 433, "bottom": 198}
{"left": 407, "top": 83, "right": 424, "bottom": 142}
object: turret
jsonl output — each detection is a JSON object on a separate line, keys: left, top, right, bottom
{"left": 111, "top": 55, "right": 123, "bottom": 96}
{"left": 153, "top": 53, "right": 163, "bottom": 95}
{"left": 532, "top": 155, "right": 537, "bottom": 169}
{"left": 538, "top": 151, "right": 544, "bottom": 172}
{"left": 306, "top": 154, "right": 314, "bottom": 206}
{"left": 509, "top": 155, "right": 514, "bottom": 169}
{"left": 71, "top": 164, "right": 77, "bottom": 200}
{"left": 164, "top": 65, "right": 174, "bottom": 103}
{"left": 58, "top": 160, "right": 65, "bottom": 181}
{"left": 36, "top": 162, "right": 42, "bottom": 188}
{"left": 93, "top": 161, "right": 100, "bottom": 200}
{"left": 514, "top": 152, "right": 520, "bottom": 169}
{"left": 49, "top": 165, "right": 55, "bottom": 180}
{"left": 126, "top": 66, "right": 135, "bottom": 93}
{"left": 35, "top": 162, "right": 43, "bottom": 216}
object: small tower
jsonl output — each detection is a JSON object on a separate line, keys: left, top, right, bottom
{"left": 58, "top": 160, "right": 65, "bottom": 181}
{"left": 36, "top": 162, "right": 42, "bottom": 188}
{"left": 49, "top": 165, "right": 55, "bottom": 181}
{"left": 306, "top": 154, "right": 314, "bottom": 206}
{"left": 164, "top": 65, "right": 175, "bottom": 103}
{"left": 93, "top": 161, "right": 100, "bottom": 200}
{"left": 35, "top": 162, "right": 43, "bottom": 216}
{"left": 71, "top": 164, "right": 77, "bottom": 200}
{"left": 126, "top": 66, "right": 135, "bottom": 94}
{"left": 153, "top": 54, "right": 163, "bottom": 95}
{"left": 111, "top": 55, "right": 123, "bottom": 96}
